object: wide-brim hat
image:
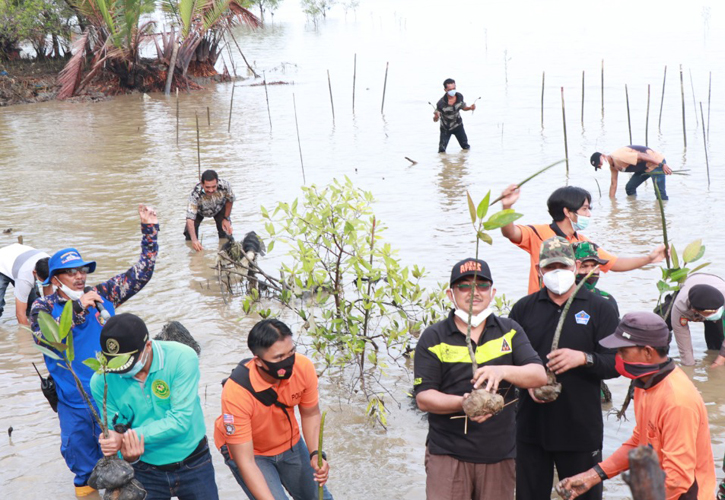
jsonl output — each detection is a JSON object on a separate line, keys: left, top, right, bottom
{"left": 100, "top": 313, "right": 150, "bottom": 373}
{"left": 43, "top": 247, "right": 96, "bottom": 285}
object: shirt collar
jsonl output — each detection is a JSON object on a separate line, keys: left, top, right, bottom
{"left": 634, "top": 359, "right": 675, "bottom": 390}
{"left": 550, "top": 221, "right": 576, "bottom": 238}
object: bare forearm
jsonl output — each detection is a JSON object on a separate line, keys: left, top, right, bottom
{"left": 238, "top": 459, "right": 276, "bottom": 500}
{"left": 300, "top": 410, "right": 321, "bottom": 454}
{"left": 16, "top": 300, "right": 29, "bottom": 326}
{"left": 224, "top": 201, "right": 233, "bottom": 219}
{"left": 185, "top": 218, "right": 198, "bottom": 241}
{"left": 505, "top": 363, "right": 547, "bottom": 389}
{"left": 416, "top": 389, "right": 463, "bottom": 414}
{"left": 611, "top": 255, "right": 651, "bottom": 272}
{"left": 500, "top": 223, "right": 522, "bottom": 243}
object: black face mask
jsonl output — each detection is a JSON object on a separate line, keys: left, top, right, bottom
{"left": 575, "top": 273, "right": 600, "bottom": 290}
{"left": 259, "top": 353, "right": 296, "bottom": 380}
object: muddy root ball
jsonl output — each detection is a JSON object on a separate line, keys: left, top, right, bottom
{"left": 533, "top": 371, "right": 562, "bottom": 402}
{"left": 103, "top": 478, "right": 147, "bottom": 500}
{"left": 462, "top": 389, "right": 505, "bottom": 418}
{"left": 88, "top": 456, "right": 135, "bottom": 490}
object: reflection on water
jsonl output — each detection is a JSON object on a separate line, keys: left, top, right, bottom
{"left": 2, "top": 0, "right": 725, "bottom": 498}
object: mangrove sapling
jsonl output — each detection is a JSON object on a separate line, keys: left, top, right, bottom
{"left": 490, "top": 159, "right": 566, "bottom": 204}
{"left": 318, "top": 410, "right": 327, "bottom": 500}
{"left": 532, "top": 267, "right": 599, "bottom": 403}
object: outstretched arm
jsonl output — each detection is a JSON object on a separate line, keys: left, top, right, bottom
{"left": 611, "top": 244, "right": 666, "bottom": 272}
{"left": 499, "top": 184, "right": 523, "bottom": 243}
{"left": 609, "top": 167, "right": 618, "bottom": 198}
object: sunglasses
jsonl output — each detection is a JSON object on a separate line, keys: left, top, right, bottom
{"left": 61, "top": 266, "right": 91, "bottom": 276}
{"left": 454, "top": 282, "right": 491, "bottom": 291}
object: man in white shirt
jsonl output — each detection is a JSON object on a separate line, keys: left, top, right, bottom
{"left": 0, "top": 243, "right": 49, "bottom": 325}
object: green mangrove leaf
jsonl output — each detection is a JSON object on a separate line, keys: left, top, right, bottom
{"left": 58, "top": 301, "right": 73, "bottom": 340}
{"left": 466, "top": 191, "right": 477, "bottom": 225}
{"left": 38, "top": 311, "right": 60, "bottom": 344}
{"left": 682, "top": 239, "right": 703, "bottom": 263}
{"left": 35, "top": 344, "right": 61, "bottom": 360}
{"left": 690, "top": 262, "right": 711, "bottom": 274}
{"left": 669, "top": 268, "right": 690, "bottom": 282}
{"left": 483, "top": 209, "right": 523, "bottom": 230}
{"left": 690, "top": 245, "right": 706, "bottom": 263}
{"left": 670, "top": 245, "right": 680, "bottom": 269}
{"left": 477, "top": 231, "right": 493, "bottom": 245}
{"left": 107, "top": 354, "right": 131, "bottom": 370}
{"left": 476, "top": 191, "right": 491, "bottom": 220}
{"left": 66, "top": 331, "right": 74, "bottom": 362}
{"left": 83, "top": 358, "right": 102, "bottom": 372}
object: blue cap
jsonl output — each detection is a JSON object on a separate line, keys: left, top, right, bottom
{"left": 43, "top": 248, "right": 96, "bottom": 285}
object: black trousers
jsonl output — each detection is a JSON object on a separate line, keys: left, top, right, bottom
{"left": 704, "top": 319, "right": 725, "bottom": 350}
{"left": 516, "top": 440, "right": 603, "bottom": 500}
{"left": 183, "top": 211, "right": 230, "bottom": 241}
{"left": 438, "top": 125, "right": 470, "bottom": 152}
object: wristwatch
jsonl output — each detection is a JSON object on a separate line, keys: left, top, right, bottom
{"left": 585, "top": 353, "right": 594, "bottom": 367}
{"left": 310, "top": 450, "right": 327, "bottom": 461}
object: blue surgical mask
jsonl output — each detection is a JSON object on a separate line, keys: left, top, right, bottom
{"left": 570, "top": 214, "right": 590, "bottom": 232}
{"left": 704, "top": 307, "right": 724, "bottom": 322}
{"left": 121, "top": 346, "right": 149, "bottom": 379}
{"left": 447, "top": 90, "right": 456, "bottom": 97}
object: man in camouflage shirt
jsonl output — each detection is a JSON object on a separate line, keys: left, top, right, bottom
{"left": 574, "top": 242, "right": 619, "bottom": 317}
{"left": 184, "top": 169, "right": 235, "bottom": 252}
{"left": 433, "top": 78, "right": 476, "bottom": 153}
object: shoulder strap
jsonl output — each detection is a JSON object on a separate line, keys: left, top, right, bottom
{"left": 527, "top": 225, "right": 544, "bottom": 241}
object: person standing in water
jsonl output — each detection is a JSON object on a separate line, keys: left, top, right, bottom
{"left": 434, "top": 78, "right": 476, "bottom": 153}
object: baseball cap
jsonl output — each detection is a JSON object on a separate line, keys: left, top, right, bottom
{"left": 100, "top": 313, "right": 150, "bottom": 373}
{"left": 539, "top": 237, "right": 575, "bottom": 268}
{"left": 599, "top": 312, "right": 670, "bottom": 349}
{"left": 449, "top": 258, "right": 493, "bottom": 286}
{"left": 43, "top": 247, "right": 96, "bottom": 285}
{"left": 688, "top": 284, "right": 725, "bottom": 312}
{"left": 574, "top": 241, "right": 609, "bottom": 265}
{"left": 590, "top": 152, "right": 603, "bottom": 170}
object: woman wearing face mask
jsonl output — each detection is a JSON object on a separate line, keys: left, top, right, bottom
{"left": 433, "top": 77, "right": 477, "bottom": 153}
{"left": 508, "top": 237, "right": 620, "bottom": 500}
{"left": 557, "top": 311, "right": 716, "bottom": 500}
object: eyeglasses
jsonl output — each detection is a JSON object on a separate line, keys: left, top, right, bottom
{"left": 61, "top": 266, "right": 90, "bottom": 276}
{"left": 454, "top": 282, "right": 491, "bottom": 291}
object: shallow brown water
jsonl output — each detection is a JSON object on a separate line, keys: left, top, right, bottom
{"left": 2, "top": 0, "right": 725, "bottom": 498}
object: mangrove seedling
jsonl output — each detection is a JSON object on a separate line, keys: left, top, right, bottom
{"left": 318, "top": 410, "right": 327, "bottom": 500}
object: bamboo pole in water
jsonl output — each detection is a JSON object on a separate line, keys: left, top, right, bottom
{"left": 327, "top": 69, "right": 335, "bottom": 123}
{"left": 293, "top": 93, "right": 306, "bottom": 184}
{"left": 601, "top": 60, "right": 604, "bottom": 116}
{"left": 352, "top": 53, "right": 357, "bottom": 114}
{"left": 227, "top": 84, "right": 235, "bottom": 134}
{"left": 195, "top": 112, "right": 201, "bottom": 179}
{"left": 581, "top": 70, "right": 585, "bottom": 126}
{"left": 176, "top": 88, "right": 179, "bottom": 145}
{"left": 658, "top": 65, "right": 666, "bottom": 129}
{"left": 680, "top": 65, "right": 687, "bottom": 148}
{"left": 700, "top": 102, "right": 710, "bottom": 188}
{"left": 625, "top": 84, "right": 632, "bottom": 144}
{"left": 263, "top": 71, "right": 272, "bottom": 131}
{"left": 207, "top": 106, "right": 210, "bottom": 126}
{"left": 645, "top": 84, "right": 650, "bottom": 146}
{"left": 541, "top": 71, "right": 545, "bottom": 128}
{"left": 381, "top": 62, "right": 389, "bottom": 114}
{"left": 707, "top": 71, "right": 711, "bottom": 143}
{"left": 561, "top": 87, "right": 569, "bottom": 173}
{"left": 689, "top": 69, "right": 698, "bottom": 127}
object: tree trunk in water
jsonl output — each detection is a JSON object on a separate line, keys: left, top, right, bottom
{"left": 164, "top": 30, "right": 179, "bottom": 96}
{"left": 622, "top": 446, "right": 666, "bottom": 500}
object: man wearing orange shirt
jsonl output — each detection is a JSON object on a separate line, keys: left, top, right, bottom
{"left": 215, "top": 319, "right": 333, "bottom": 500}
{"left": 498, "top": 185, "right": 666, "bottom": 294}
{"left": 556, "top": 311, "right": 716, "bottom": 500}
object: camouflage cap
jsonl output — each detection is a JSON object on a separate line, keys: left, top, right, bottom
{"left": 574, "top": 241, "right": 609, "bottom": 265}
{"left": 539, "top": 236, "right": 575, "bottom": 268}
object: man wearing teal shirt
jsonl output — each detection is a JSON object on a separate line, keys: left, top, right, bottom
{"left": 91, "top": 313, "right": 218, "bottom": 500}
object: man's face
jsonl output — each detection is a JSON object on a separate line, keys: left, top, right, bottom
{"left": 447, "top": 276, "right": 495, "bottom": 315}
{"left": 445, "top": 83, "right": 456, "bottom": 92}
{"left": 257, "top": 336, "right": 296, "bottom": 368}
{"left": 577, "top": 259, "right": 599, "bottom": 275}
{"left": 539, "top": 261, "right": 578, "bottom": 276}
{"left": 618, "top": 346, "right": 645, "bottom": 363}
{"left": 53, "top": 266, "right": 88, "bottom": 291}
{"left": 202, "top": 179, "right": 218, "bottom": 195}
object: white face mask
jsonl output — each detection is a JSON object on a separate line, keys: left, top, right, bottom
{"left": 542, "top": 269, "right": 576, "bottom": 295}
{"left": 55, "top": 279, "right": 83, "bottom": 301}
{"left": 447, "top": 89, "right": 456, "bottom": 97}
{"left": 451, "top": 296, "right": 492, "bottom": 328}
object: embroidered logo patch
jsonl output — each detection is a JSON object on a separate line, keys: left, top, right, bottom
{"left": 680, "top": 316, "right": 688, "bottom": 326}
{"left": 500, "top": 338, "right": 511, "bottom": 352}
{"left": 575, "top": 311, "right": 591, "bottom": 325}
{"left": 225, "top": 423, "right": 235, "bottom": 435}
{"left": 223, "top": 414, "right": 234, "bottom": 424}
{"left": 59, "top": 251, "right": 81, "bottom": 264}
{"left": 152, "top": 379, "right": 170, "bottom": 399}
{"left": 106, "top": 339, "right": 120, "bottom": 354}
{"left": 413, "top": 377, "right": 422, "bottom": 386}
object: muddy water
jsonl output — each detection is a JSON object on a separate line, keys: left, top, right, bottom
{"left": 2, "top": 0, "right": 725, "bottom": 497}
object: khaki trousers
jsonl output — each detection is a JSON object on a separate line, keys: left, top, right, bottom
{"left": 425, "top": 447, "right": 515, "bottom": 500}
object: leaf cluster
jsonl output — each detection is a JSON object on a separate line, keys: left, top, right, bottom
{"left": 657, "top": 239, "right": 709, "bottom": 295}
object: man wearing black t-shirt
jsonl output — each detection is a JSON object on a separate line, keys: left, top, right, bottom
{"left": 509, "top": 237, "right": 619, "bottom": 500}
{"left": 434, "top": 78, "right": 476, "bottom": 153}
{"left": 414, "top": 258, "right": 546, "bottom": 500}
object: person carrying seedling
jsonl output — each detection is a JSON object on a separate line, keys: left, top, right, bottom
{"left": 509, "top": 237, "right": 619, "bottom": 500}
{"left": 556, "top": 312, "right": 716, "bottom": 500}
{"left": 413, "top": 258, "right": 546, "bottom": 500}
{"left": 29, "top": 204, "right": 158, "bottom": 496}
{"left": 215, "top": 319, "right": 333, "bottom": 500}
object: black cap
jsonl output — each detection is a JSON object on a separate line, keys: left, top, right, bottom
{"left": 100, "top": 313, "right": 150, "bottom": 373}
{"left": 599, "top": 312, "right": 670, "bottom": 349}
{"left": 688, "top": 284, "right": 725, "bottom": 311}
{"left": 590, "top": 152, "right": 603, "bottom": 170}
{"left": 450, "top": 258, "right": 493, "bottom": 286}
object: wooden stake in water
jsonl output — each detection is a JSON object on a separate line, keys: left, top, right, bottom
{"left": 581, "top": 70, "right": 585, "bottom": 126}
{"left": 679, "top": 64, "right": 687, "bottom": 148}
{"left": 381, "top": 62, "right": 389, "bottom": 114}
{"left": 658, "top": 65, "right": 667, "bottom": 129}
{"left": 195, "top": 112, "right": 201, "bottom": 179}
{"left": 292, "top": 93, "right": 306, "bottom": 184}
{"left": 707, "top": 71, "right": 711, "bottom": 143}
{"left": 327, "top": 69, "right": 335, "bottom": 123}
{"left": 601, "top": 60, "right": 604, "bottom": 116}
{"left": 176, "top": 88, "right": 179, "bottom": 145}
{"left": 689, "top": 69, "right": 698, "bottom": 127}
{"left": 561, "top": 87, "right": 569, "bottom": 173}
{"left": 227, "top": 83, "right": 235, "bottom": 134}
{"left": 263, "top": 71, "right": 272, "bottom": 131}
{"left": 541, "top": 71, "right": 545, "bottom": 128}
{"left": 352, "top": 53, "right": 357, "bottom": 114}
{"left": 625, "top": 84, "right": 632, "bottom": 144}
{"left": 645, "top": 84, "right": 651, "bottom": 146}
{"left": 700, "top": 102, "right": 710, "bottom": 188}
{"left": 207, "top": 106, "right": 210, "bottom": 126}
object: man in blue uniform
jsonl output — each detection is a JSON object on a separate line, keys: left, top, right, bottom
{"left": 93, "top": 313, "right": 218, "bottom": 500}
{"left": 30, "top": 204, "right": 158, "bottom": 496}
